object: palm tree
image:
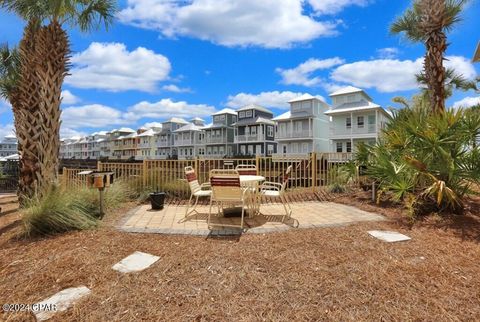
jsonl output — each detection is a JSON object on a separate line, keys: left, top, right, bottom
{"left": 0, "top": 1, "right": 116, "bottom": 200}
{"left": 391, "top": 0, "right": 468, "bottom": 113}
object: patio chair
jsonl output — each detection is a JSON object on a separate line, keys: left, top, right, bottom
{"left": 260, "top": 165, "right": 293, "bottom": 222}
{"left": 235, "top": 164, "right": 257, "bottom": 176}
{"left": 208, "top": 169, "right": 250, "bottom": 230}
{"left": 184, "top": 166, "right": 212, "bottom": 218}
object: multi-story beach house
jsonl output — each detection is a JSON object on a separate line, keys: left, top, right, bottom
{"left": 0, "top": 134, "right": 18, "bottom": 157}
{"left": 203, "top": 108, "right": 237, "bottom": 158}
{"left": 136, "top": 126, "right": 162, "bottom": 160}
{"left": 110, "top": 128, "right": 136, "bottom": 159}
{"left": 325, "top": 86, "right": 390, "bottom": 153}
{"left": 233, "top": 104, "right": 277, "bottom": 156}
{"left": 174, "top": 118, "right": 206, "bottom": 160}
{"left": 273, "top": 94, "right": 330, "bottom": 155}
{"left": 155, "top": 118, "right": 188, "bottom": 159}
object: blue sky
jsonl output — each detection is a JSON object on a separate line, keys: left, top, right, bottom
{"left": 0, "top": 0, "right": 479, "bottom": 138}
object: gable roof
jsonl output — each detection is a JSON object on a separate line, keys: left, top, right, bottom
{"left": 272, "top": 111, "right": 291, "bottom": 121}
{"left": 174, "top": 123, "right": 203, "bottom": 132}
{"left": 288, "top": 93, "right": 315, "bottom": 103}
{"left": 329, "top": 86, "right": 363, "bottom": 97}
{"left": 212, "top": 108, "right": 237, "bottom": 116}
{"left": 164, "top": 117, "right": 188, "bottom": 124}
{"left": 237, "top": 104, "right": 273, "bottom": 114}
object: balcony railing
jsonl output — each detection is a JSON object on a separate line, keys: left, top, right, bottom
{"left": 204, "top": 137, "right": 227, "bottom": 144}
{"left": 174, "top": 139, "right": 196, "bottom": 146}
{"left": 156, "top": 141, "right": 170, "bottom": 147}
{"left": 235, "top": 134, "right": 265, "bottom": 142}
{"left": 330, "top": 124, "right": 376, "bottom": 136}
{"left": 276, "top": 130, "right": 312, "bottom": 139}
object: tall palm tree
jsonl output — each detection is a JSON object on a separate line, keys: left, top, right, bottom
{"left": 0, "top": 1, "right": 116, "bottom": 200}
{"left": 391, "top": 0, "right": 468, "bottom": 113}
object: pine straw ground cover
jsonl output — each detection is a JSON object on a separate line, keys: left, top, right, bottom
{"left": 1, "top": 193, "right": 480, "bottom": 321}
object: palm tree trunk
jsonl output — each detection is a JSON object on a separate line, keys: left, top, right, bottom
{"left": 420, "top": 0, "right": 447, "bottom": 113}
{"left": 17, "top": 20, "right": 42, "bottom": 202}
{"left": 33, "top": 21, "right": 70, "bottom": 196}
{"left": 15, "top": 20, "right": 70, "bottom": 202}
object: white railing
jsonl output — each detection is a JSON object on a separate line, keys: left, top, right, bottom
{"left": 204, "top": 137, "right": 227, "bottom": 144}
{"left": 276, "top": 130, "right": 312, "bottom": 139}
{"left": 330, "top": 124, "right": 377, "bottom": 136}
{"left": 174, "top": 139, "right": 195, "bottom": 146}
{"left": 156, "top": 141, "right": 170, "bottom": 147}
{"left": 235, "top": 134, "right": 265, "bottom": 142}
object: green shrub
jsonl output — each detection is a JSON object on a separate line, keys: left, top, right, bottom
{"left": 22, "top": 187, "right": 98, "bottom": 236}
{"left": 358, "top": 100, "right": 480, "bottom": 216}
{"left": 327, "top": 162, "right": 357, "bottom": 193}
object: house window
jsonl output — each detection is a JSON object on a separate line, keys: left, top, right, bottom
{"left": 357, "top": 116, "right": 364, "bottom": 128}
{"left": 251, "top": 126, "right": 256, "bottom": 135}
{"left": 346, "top": 117, "right": 351, "bottom": 129}
{"left": 291, "top": 102, "right": 301, "bottom": 111}
{"left": 239, "top": 111, "right": 245, "bottom": 118}
{"left": 245, "top": 110, "right": 253, "bottom": 117}
{"left": 346, "top": 141, "right": 352, "bottom": 153}
{"left": 267, "top": 126, "right": 274, "bottom": 137}
{"left": 347, "top": 94, "right": 355, "bottom": 103}
{"left": 336, "top": 142, "right": 343, "bottom": 153}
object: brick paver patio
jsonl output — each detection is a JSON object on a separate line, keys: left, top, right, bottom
{"left": 119, "top": 201, "right": 385, "bottom": 236}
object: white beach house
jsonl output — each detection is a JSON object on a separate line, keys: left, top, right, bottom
{"left": 325, "top": 86, "right": 390, "bottom": 153}
{"left": 273, "top": 94, "right": 330, "bottom": 155}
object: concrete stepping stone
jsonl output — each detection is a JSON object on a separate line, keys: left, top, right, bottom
{"left": 112, "top": 251, "right": 160, "bottom": 273}
{"left": 368, "top": 230, "right": 411, "bottom": 243}
{"left": 34, "top": 286, "right": 91, "bottom": 321}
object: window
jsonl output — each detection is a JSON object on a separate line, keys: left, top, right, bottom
{"left": 346, "top": 117, "right": 351, "bottom": 129}
{"left": 245, "top": 110, "right": 253, "bottom": 117}
{"left": 283, "top": 145, "right": 287, "bottom": 154}
{"left": 336, "top": 142, "right": 343, "bottom": 153}
{"left": 347, "top": 94, "right": 355, "bottom": 103}
{"left": 239, "top": 111, "right": 245, "bottom": 118}
{"left": 291, "top": 102, "right": 301, "bottom": 111}
{"left": 250, "top": 126, "right": 256, "bottom": 135}
{"left": 267, "top": 126, "right": 274, "bottom": 137}
{"left": 346, "top": 141, "right": 352, "bottom": 153}
{"left": 302, "top": 101, "right": 311, "bottom": 109}
{"left": 357, "top": 116, "right": 364, "bottom": 128}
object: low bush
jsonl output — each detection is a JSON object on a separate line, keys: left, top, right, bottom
{"left": 358, "top": 100, "right": 480, "bottom": 217}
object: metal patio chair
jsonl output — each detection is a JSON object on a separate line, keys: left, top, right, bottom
{"left": 260, "top": 165, "right": 293, "bottom": 222}
{"left": 184, "top": 166, "right": 212, "bottom": 218}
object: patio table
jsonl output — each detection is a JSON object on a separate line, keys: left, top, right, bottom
{"left": 240, "top": 175, "right": 265, "bottom": 217}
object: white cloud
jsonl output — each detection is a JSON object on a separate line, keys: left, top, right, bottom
{"left": 453, "top": 96, "right": 480, "bottom": 109}
{"left": 308, "top": 0, "right": 371, "bottom": 14}
{"left": 62, "top": 104, "right": 128, "bottom": 129}
{"left": 118, "top": 0, "right": 341, "bottom": 48}
{"left": 276, "top": 57, "right": 345, "bottom": 87}
{"left": 227, "top": 91, "right": 326, "bottom": 109}
{"left": 61, "top": 90, "right": 80, "bottom": 105}
{"left": 0, "top": 123, "right": 15, "bottom": 139}
{"left": 66, "top": 42, "right": 171, "bottom": 92}
{"left": 60, "top": 127, "right": 87, "bottom": 139}
{"left": 162, "top": 84, "right": 192, "bottom": 93}
{"left": 124, "top": 99, "right": 216, "bottom": 121}
{"left": 376, "top": 47, "right": 399, "bottom": 59}
{"left": 330, "top": 55, "right": 477, "bottom": 93}
{"left": 143, "top": 121, "right": 163, "bottom": 129}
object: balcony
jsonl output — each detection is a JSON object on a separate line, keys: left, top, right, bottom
{"left": 235, "top": 134, "right": 265, "bottom": 143}
{"left": 330, "top": 124, "right": 377, "bottom": 138}
{"left": 174, "top": 139, "right": 195, "bottom": 146}
{"left": 156, "top": 141, "right": 170, "bottom": 147}
{"left": 204, "top": 136, "right": 227, "bottom": 144}
{"left": 276, "top": 130, "right": 313, "bottom": 139}
{"left": 138, "top": 142, "right": 152, "bottom": 149}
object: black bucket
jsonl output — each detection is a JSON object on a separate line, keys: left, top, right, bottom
{"left": 150, "top": 192, "right": 166, "bottom": 210}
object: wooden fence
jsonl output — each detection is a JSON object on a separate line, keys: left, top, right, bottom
{"left": 62, "top": 153, "right": 356, "bottom": 197}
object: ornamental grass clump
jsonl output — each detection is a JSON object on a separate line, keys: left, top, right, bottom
{"left": 22, "top": 187, "right": 98, "bottom": 236}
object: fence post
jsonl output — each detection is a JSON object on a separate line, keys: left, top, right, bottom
{"left": 142, "top": 160, "right": 147, "bottom": 188}
{"left": 195, "top": 157, "right": 199, "bottom": 172}
{"left": 97, "top": 160, "right": 102, "bottom": 171}
{"left": 311, "top": 152, "right": 317, "bottom": 191}
{"left": 62, "top": 167, "right": 67, "bottom": 188}
{"left": 255, "top": 155, "right": 260, "bottom": 174}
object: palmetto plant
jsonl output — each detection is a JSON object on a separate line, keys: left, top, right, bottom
{"left": 0, "top": 0, "right": 116, "bottom": 202}
{"left": 391, "top": 0, "right": 468, "bottom": 113}
{"left": 361, "top": 98, "right": 480, "bottom": 216}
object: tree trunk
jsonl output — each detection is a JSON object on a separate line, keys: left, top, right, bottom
{"left": 17, "top": 20, "right": 42, "bottom": 202}
{"left": 15, "top": 20, "right": 70, "bottom": 203}
{"left": 34, "top": 21, "right": 70, "bottom": 197}
{"left": 420, "top": 0, "right": 447, "bottom": 114}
